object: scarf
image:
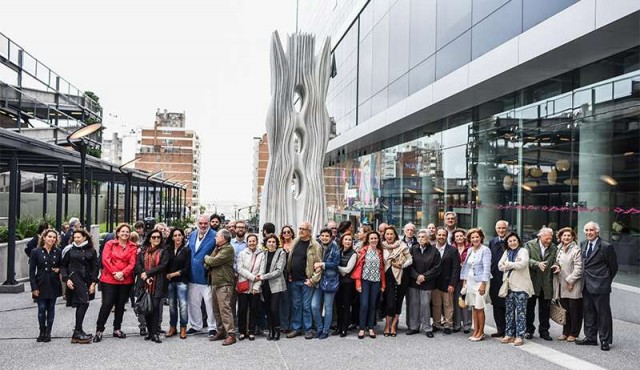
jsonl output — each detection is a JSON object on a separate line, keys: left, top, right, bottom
{"left": 507, "top": 247, "right": 520, "bottom": 263}
{"left": 62, "top": 240, "right": 89, "bottom": 258}
{"left": 381, "top": 240, "right": 406, "bottom": 284}
{"left": 144, "top": 245, "right": 162, "bottom": 294}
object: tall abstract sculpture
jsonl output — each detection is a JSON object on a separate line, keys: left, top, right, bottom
{"left": 260, "top": 31, "right": 332, "bottom": 233}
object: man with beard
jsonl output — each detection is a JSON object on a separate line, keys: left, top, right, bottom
{"left": 210, "top": 214, "right": 222, "bottom": 232}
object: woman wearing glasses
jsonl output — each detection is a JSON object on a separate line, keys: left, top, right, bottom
{"left": 165, "top": 228, "right": 191, "bottom": 339}
{"left": 94, "top": 223, "right": 137, "bottom": 343}
{"left": 136, "top": 229, "right": 170, "bottom": 343}
{"left": 279, "top": 225, "right": 295, "bottom": 333}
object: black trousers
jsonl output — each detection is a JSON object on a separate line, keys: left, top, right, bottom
{"left": 583, "top": 290, "right": 613, "bottom": 344}
{"left": 382, "top": 269, "right": 407, "bottom": 317}
{"left": 489, "top": 281, "right": 506, "bottom": 334}
{"left": 237, "top": 293, "right": 260, "bottom": 335}
{"left": 262, "top": 284, "right": 281, "bottom": 330}
{"left": 96, "top": 283, "right": 132, "bottom": 332}
{"left": 336, "top": 281, "right": 355, "bottom": 332}
{"left": 75, "top": 304, "right": 89, "bottom": 332}
{"left": 559, "top": 297, "right": 583, "bottom": 337}
{"left": 145, "top": 297, "right": 162, "bottom": 335}
{"left": 526, "top": 294, "right": 551, "bottom": 335}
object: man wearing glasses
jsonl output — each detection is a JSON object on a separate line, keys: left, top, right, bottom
{"left": 286, "top": 221, "right": 323, "bottom": 339}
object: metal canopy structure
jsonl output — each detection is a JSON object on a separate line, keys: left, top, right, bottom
{"left": 0, "top": 127, "right": 186, "bottom": 285}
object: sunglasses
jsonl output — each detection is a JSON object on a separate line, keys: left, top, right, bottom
{"left": 151, "top": 236, "right": 162, "bottom": 240}
{"left": 282, "top": 230, "right": 292, "bottom": 234}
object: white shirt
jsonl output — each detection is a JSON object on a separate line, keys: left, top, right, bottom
{"left": 539, "top": 241, "right": 547, "bottom": 259}
{"left": 195, "top": 230, "right": 207, "bottom": 252}
{"left": 436, "top": 243, "right": 446, "bottom": 257}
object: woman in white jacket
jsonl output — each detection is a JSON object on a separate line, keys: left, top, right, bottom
{"left": 498, "top": 232, "right": 534, "bottom": 346}
{"left": 236, "top": 234, "right": 265, "bottom": 340}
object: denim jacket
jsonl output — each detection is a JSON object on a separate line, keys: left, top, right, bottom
{"left": 459, "top": 245, "right": 492, "bottom": 282}
{"left": 322, "top": 241, "right": 341, "bottom": 273}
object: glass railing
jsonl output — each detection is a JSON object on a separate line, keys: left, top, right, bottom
{"left": 0, "top": 30, "right": 102, "bottom": 120}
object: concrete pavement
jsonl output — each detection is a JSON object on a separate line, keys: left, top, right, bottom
{"left": 0, "top": 291, "right": 637, "bottom": 369}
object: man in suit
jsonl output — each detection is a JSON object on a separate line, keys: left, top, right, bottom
{"left": 186, "top": 214, "right": 217, "bottom": 337}
{"left": 488, "top": 220, "right": 509, "bottom": 338}
{"left": 524, "top": 227, "right": 557, "bottom": 341}
{"left": 576, "top": 221, "right": 618, "bottom": 351}
{"left": 432, "top": 228, "right": 460, "bottom": 335}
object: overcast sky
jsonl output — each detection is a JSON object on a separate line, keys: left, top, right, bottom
{"left": 1, "top": 0, "right": 296, "bottom": 208}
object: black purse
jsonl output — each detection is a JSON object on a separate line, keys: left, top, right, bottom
{"left": 134, "top": 289, "right": 153, "bottom": 316}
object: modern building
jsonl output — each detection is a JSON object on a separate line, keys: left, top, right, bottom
{"left": 299, "top": 0, "right": 640, "bottom": 286}
{"left": 253, "top": 134, "right": 269, "bottom": 210}
{"left": 101, "top": 132, "right": 123, "bottom": 165}
{"left": 135, "top": 109, "right": 201, "bottom": 217}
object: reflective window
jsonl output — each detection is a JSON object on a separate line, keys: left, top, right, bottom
{"left": 436, "top": 31, "right": 471, "bottom": 80}
{"left": 472, "top": 0, "right": 511, "bottom": 24}
{"left": 371, "top": 14, "right": 390, "bottom": 95}
{"left": 472, "top": 0, "right": 522, "bottom": 59}
{"left": 388, "top": 74, "right": 409, "bottom": 107}
{"left": 360, "top": 3, "right": 374, "bottom": 40}
{"left": 358, "top": 33, "right": 373, "bottom": 104}
{"left": 371, "top": 88, "right": 389, "bottom": 116}
{"left": 388, "top": 0, "right": 410, "bottom": 82}
{"left": 409, "top": 0, "right": 436, "bottom": 68}
{"left": 409, "top": 55, "right": 435, "bottom": 95}
{"left": 436, "top": 0, "right": 472, "bottom": 49}
{"left": 523, "top": 0, "right": 578, "bottom": 31}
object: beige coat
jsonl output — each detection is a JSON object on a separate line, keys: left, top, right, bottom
{"left": 498, "top": 248, "right": 534, "bottom": 296}
{"left": 553, "top": 242, "right": 583, "bottom": 299}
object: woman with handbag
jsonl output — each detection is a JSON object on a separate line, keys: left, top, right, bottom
{"left": 551, "top": 227, "right": 583, "bottom": 342}
{"left": 29, "top": 229, "right": 63, "bottom": 343}
{"left": 498, "top": 232, "right": 534, "bottom": 346}
{"left": 381, "top": 225, "right": 412, "bottom": 337}
{"left": 452, "top": 228, "right": 472, "bottom": 334}
{"left": 94, "top": 223, "right": 137, "bottom": 343}
{"left": 61, "top": 228, "right": 99, "bottom": 344}
{"left": 334, "top": 233, "right": 357, "bottom": 337}
{"left": 236, "top": 234, "right": 265, "bottom": 340}
{"left": 165, "top": 228, "right": 191, "bottom": 339}
{"left": 256, "top": 233, "right": 287, "bottom": 340}
{"left": 351, "top": 231, "right": 386, "bottom": 339}
{"left": 460, "top": 228, "right": 492, "bottom": 342}
{"left": 136, "top": 229, "right": 170, "bottom": 343}
{"left": 311, "top": 228, "right": 341, "bottom": 339}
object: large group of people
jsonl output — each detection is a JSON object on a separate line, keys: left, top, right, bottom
{"left": 27, "top": 213, "right": 618, "bottom": 351}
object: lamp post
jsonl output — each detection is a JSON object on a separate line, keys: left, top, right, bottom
{"left": 66, "top": 123, "right": 103, "bottom": 226}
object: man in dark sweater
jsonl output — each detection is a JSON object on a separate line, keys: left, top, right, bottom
{"left": 407, "top": 229, "right": 441, "bottom": 338}
{"left": 488, "top": 220, "right": 509, "bottom": 338}
{"left": 432, "top": 228, "right": 460, "bottom": 334}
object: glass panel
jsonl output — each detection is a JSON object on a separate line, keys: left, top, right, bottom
{"left": 388, "top": 0, "right": 410, "bottom": 82}
{"left": 371, "top": 88, "right": 389, "bottom": 116}
{"left": 360, "top": 3, "right": 374, "bottom": 41}
{"left": 371, "top": 14, "right": 390, "bottom": 95}
{"left": 0, "top": 33, "right": 8, "bottom": 59}
{"left": 472, "top": 0, "right": 511, "bottom": 24}
{"left": 409, "top": 55, "right": 435, "bottom": 95}
{"left": 373, "top": 0, "right": 391, "bottom": 25}
{"left": 435, "top": 31, "right": 471, "bottom": 80}
{"left": 436, "top": 0, "right": 472, "bottom": 49}
{"left": 22, "top": 53, "right": 37, "bottom": 75}
{"left": 409, "top": 0, "right": 436, "bottom": 68}
{"left": 358, "top": 33, "right": 373, "bottom": 104}
{"left": 359, "top": 99, "right": 372, "bottom": 123}
{"left": 388, "top": 74, "right": 409, "bottom": 107}
{"left": 471, "top": 0, "right": 522, "bottom": 59}
{"left": 523, "top": 0, "right": 578, "bottom": 31}
{"left": 8, "top": 41, "right": 20, "bottom": 65}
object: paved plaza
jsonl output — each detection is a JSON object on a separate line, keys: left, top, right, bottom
{"left": 0, "top": 291, "right": 637, "bottom": 369}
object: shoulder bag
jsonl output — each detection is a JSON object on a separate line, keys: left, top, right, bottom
{"left": 236, "top": 254, "right": 257, "bottom": 293}
{"left": 550, "top": 299, "right": 567, "bottom": 325}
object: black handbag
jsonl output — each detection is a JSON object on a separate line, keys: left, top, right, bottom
{"left": 134, "top": 290, "right": 153, "bottom": 316}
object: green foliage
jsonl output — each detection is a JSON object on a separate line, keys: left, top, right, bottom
{"left": 170, "top": 216, "right": 195, "bottom": 231}
{"left": 0, "top": 226, "right": 25, "bottom": 243}
{"left": 16, "top": 215, "right": 55, "bottom": 239}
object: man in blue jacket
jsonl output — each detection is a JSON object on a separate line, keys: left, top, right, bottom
{"left": 186, "top": 215, "right": 217, "bottom": 337}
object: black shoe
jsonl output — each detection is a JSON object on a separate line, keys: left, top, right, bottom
{"left": 113, "top": 330, "right": 127, "bottom": 339}
{"left": 332, "top": 329, "right": 341, "bottom": 336}
{"left": 452, "top": 328, "right": 461, "bottom": 333}
{"left": 358, "top": 331, "right": 365, "bottom": 339}
{"left": 432, "top": 327, "right": 441, "bottom": 333}
{"left": 463, "top": 329, "right": 470, "bottom": 334}
{"left": 152, "top": 334, "right": 162, "bottom": 343}
{"left": 540, "top": 333, "right": 552, "bottom": 341}
{"left": 340, "top": 331, "right": 347, "bottom": 337}
{"left": 93, "top": 332, "right": 103, "bottom": 343}
{"left": 71, "top": 330, "right": 93, "bottom": 343}
{"left": 491, "top": 332, "right": 504, "bottom": 338}
{"left": 406, "top": 329, "right": 419, "bottom": 335}
{"left": 601, "top": 342, "right": 610, "bottom": 351}
{"left": 186, "top": 328, "right": 200, "bottom": 335}
{"left": 158, "top": 329, "right": 166, "bottom": 334}
{"left": 37, "top": 327, "right": 45, "bottom": 342}
{"left": 139, "top": 327, "right": 147, "bottom": 336}
{"left": 208, "top": 329, "right": 218, "bottom": 338}
{"left": 43, "top": 327, "right": 52, "bottom": 343}
{"left": 348, "top": 324, "right": 358, "bottom": 331}
{"left": 274, "top": 328, "right": 281, "bottom": 341}
{"left": 426, "top": 331, "right": 434, "bottom": 338}
{"left": 144, "top": 333, "right": 153, "bottom": 341}
{"left": 576, "top": 338, "right": 598, "bottom": 346}
{"left": 524, "top": 332, "right": 533, "bottom": 340}
{"left": 443, "top": 328, "right": 452, "bottom": 335}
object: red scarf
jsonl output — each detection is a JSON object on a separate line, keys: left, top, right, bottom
{"left": 144, "top": 245, "right": 161, "bottom": 294}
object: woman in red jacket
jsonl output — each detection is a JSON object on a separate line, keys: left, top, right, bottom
{"left": 94, "top": 223, "right": 138, "bottom": 342}
{"left": 351, "top": 231, "right": 386, "bottom": 339}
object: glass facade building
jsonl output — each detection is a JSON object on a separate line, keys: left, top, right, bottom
{"left": 302, "top": 0, "right": 640, "bottom": 285}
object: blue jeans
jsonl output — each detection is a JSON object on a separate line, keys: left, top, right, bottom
{"left": 168, "top": 282, "right": 189, "bottom": 327}
{"left": 359, "top": 280, "right": 381, "bottom": 329}
{"left": 312, "top": 289, "right": 336, "bottom": 334}
{"left": 279, "top": 281, "right": 292, "bottom": 330}
{"left": 37, "top": 298, "right": 56, "bottom": 328}
{"left": 290, "top": 280, "right": 314, "bottom": 332}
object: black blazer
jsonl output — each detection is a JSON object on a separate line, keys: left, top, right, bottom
{"left": 435, "top": 244, "right": 460, "bottom": 292}
{"left": 29, "top": 247, "right": 62, "bottom": 299}
{"left": 581, "top": 238, "right": 618, "bottom": 294}
{"left": 167, "top": 244, "right": 192, "bottom": 284}
{"left": 135, "top": 247, "right": 170, "bottom": 298}
{"left": 409, "top": 244, "right": 441, "bottom": 290}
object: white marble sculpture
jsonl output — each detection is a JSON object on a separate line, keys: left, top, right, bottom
{"left": 260, "top": 31, "right": 332, "bottom": 233}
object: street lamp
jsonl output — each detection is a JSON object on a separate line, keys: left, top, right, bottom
{"left": 66, "top": 122, "right": 103, "bottom": 226}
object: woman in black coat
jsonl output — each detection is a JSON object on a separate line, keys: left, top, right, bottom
{"left": 29, "top": 229, "right": 62, "bottom": 343}
{"left": 61, "top": 228, "right": 99, "bottom": 344}
{"left": 135, "top": 229, "right": 170, "bottom": 343}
